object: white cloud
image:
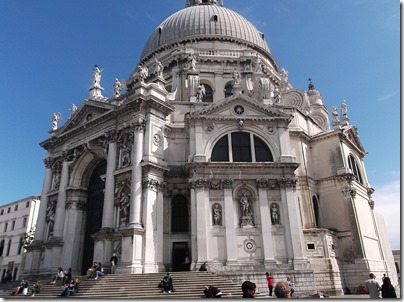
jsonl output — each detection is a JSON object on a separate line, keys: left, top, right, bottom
{"left": 373, "top": 180, "right": 401, "bottom": 250}
{"left": 377, "top": 90, "right": 398, "bottom": 102}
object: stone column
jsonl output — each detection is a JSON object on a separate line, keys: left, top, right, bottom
{"left": 256, "top": 180, "right": 276, "bottom": 264}
{"left": 53, "top": 152, "right": 70, "bottom": 239}
{"left": 35, "top": 157, "right": 53, "bottom": 241}
{"left": 129, "top": 118, "right": 145, "bottom": 228}
{"left": 223, "top": 179, "right": 237, "bottom": 264}
{"left": 155, "top": 181, "right": 166, "bottom": 270}
{"left": 101, "top": 129, "right": 117, "bottom": 230}
{"left": 192, "top": 178, "right": 209, "bottom": 265}
{"left": 279, "top": 178, "right": 309, "bottom": 270}
{"left": 143, "top": 178, "right": 158, "bottom": 272}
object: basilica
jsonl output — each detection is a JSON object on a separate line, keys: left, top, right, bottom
{"left": 23, "top": 0, "right": 397, "bottom": 295}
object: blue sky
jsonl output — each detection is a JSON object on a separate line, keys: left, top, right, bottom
{"left": 0, "top": 0, "right": 400, "bottom": 249}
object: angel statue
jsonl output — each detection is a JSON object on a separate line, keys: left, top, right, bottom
{"left": 92, "top": 65, "right": 103, "bottom": 87}
{"left": 52, "top": 112, "right": 63, "bottom": 130}
{"left": 196, "top": 83, "right": 205, "bottom": 102}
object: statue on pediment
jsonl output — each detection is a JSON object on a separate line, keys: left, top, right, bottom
{"left": 92, "top": 65, "right": 103, "bottom": 87}
{"left": 114, "top": 78, "right": 122, "bottom": 97}
{"left": 52, "top": 112, "right": 62, "bottom": 130}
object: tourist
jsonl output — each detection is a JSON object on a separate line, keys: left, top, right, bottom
{"left": 87, "top": 262, "right": 98, "bottom": 279}
{"left": 12, "top": 279, "right": 29, "bottom": 295}
{"left": 110, "top": 253, "right": 118, "bottom": 274}
{"left": 203, "top": 285, "right": 222, "bottom": 298}
{"left": 50, "top": 267, "right": 65, "bottom": 284}
{"left": 365, "top": 273, "right": 381, "bottom": 298}
{"left": 286, "top": 276, "right": 295, "bottom": 297}
{"left": 161, "top": 273, "right": 173, "bottom": 294}
{"left": 30, "top": 281, "right": 41, "bottom": 297}
{"left": 94, "top": 262, "right": 105, "bottom": 279}
{"left": 381, "top": 277, "right": 396, "bottom": 298}
{"left": 265, "top": 272, "right": 273, "bottom": 296}
{"left": 241, "top": 281, "right": 256, "bottom": 298}
{"left": 199, "top": 262, "right": 208, "bottom": 272}
{"left": 274, "top": 281, "right": 292, "bottom": 298}
{"left": 64, "top": 268, "right": 72, "bottom": 284}
{"left": 61, "top": 278, "right": 79, "bottom": 297}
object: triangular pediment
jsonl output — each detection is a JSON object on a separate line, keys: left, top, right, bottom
{"left": 58, "top": 99, "right": 115, "bottom": 134}
{"left": 188, "top": 94, "right": 292, "bottom": 122}
{"left": 343, "top": 125, "right": 366, "bottom": 154}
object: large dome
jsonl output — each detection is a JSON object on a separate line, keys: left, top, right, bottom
{"left": 140, "top": 3, "right": 271, "bottom": 61}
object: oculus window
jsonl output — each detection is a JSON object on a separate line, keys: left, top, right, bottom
{"left": 211, "top": 132, "right": 273, "bottom": 162}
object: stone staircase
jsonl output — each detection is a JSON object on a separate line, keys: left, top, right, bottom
{"left": 1, "top": 271, "right": 267, "bottom": 299}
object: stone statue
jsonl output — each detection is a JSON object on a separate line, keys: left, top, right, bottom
{"left": 273, "top": 88, "right": 281, "bottom": 104}
{"left": 137, "top": 64, "right": 149, "bottom": 82}
{"left": 240, "top": 193, "right": 250, "bottom": 217}
{"left": 52, "top": 112, "right": 62, "bottom": 130}
{"left": 155, "top": 59, "right": 164, "bottom": 78}
{"left": 196, "top": 83, "right": 205, "bottom": 102}
{"left": 253, "top": 52, "right": 262, "bottom": 73}
{"left": 92, "top": 65, "right": 103, "bottom": 87}
{"left": 332, "top": 106, "right": 339, "bottom": 121}
{"left": 69, "top": 104, "right": 77, "bottom": 119}
{"left": 213, "top": 204, "right": 222, "bottom": 226}
{"left": 119, "top": 192, "right": 130, "bottom": 222}
{"left": 113, "top": 78, "right": 122, "bottom": 97}
{"left": 341, "top": 100, "right": 347, "bottom": 117}
{"left": 46, "top": 200, "right": 56, "bottom": 237}
{"left": 121, "top": 144, "right": 131, "bottom": 167}
{"left": 271, "top": 204, "right": 279, "bottom": 224}
{"left": 189, "top": 52, "right": 197, "bottom": 70}
{"left": 233, "top": 69, "right": 241, "bottom": 85}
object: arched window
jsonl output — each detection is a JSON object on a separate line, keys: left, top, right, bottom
{"left": 224, "top": 84, "right": 233, "bottom": 98}
{"left": 348, "top": 154, "right": 363, "bottom": 184}
{"left": 202, "top": 84, "right": 213, "bottom": 103}
{"left": 211, "top": 132, "right": 273, "bottom": 162}
{"left": 312, "top": 195, "right": 320, "bottom": 227}
{"left": 0, "top": 240, "right": 4, "bottom": 257}
{"left": 171, "top": 195, "right": 189, "bottom": 232}
{"left": 6, "top": 239, "right": 12, "bottom": 256}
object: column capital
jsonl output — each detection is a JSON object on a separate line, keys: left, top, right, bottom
{"left": 44, "top": 157, "right": 54, "bottom": 169}
{"left": 131, "top": 117, "right": 146, "bottom": 133}
{"left": 189, "top": 178, "right": 210, "bottom": 189}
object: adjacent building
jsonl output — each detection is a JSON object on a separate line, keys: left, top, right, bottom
{"left": 0, "top": 196, "right": 40, "bottom": 281}
{"left": 23, "top": 0, "right": 397, "bottom": 295}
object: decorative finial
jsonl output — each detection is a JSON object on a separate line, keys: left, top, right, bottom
{"left": 308, "top": 78, "right": 315, "bottom": 90}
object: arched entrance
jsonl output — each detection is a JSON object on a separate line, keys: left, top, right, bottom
{"left": 81, "top": 161, "right": 106, "bottom": 275}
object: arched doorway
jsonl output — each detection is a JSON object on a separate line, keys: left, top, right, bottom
{"left": 81, "top": 161, "right": 106, "bottom": 275}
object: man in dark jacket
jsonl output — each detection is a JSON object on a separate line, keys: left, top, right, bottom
{"left": 204, "top": 285, "right": 222, "bottom": 298}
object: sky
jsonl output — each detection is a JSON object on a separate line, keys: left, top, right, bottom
{"left": 0, "top": 0, "right": 400, "bottom": 249}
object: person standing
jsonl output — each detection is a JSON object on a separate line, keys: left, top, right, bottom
{"left": 381, "top": 277, "right": 397, "bottom": 298}
{"left": 110, "top": 253, "right": 118, "bottom": 274}
{"left": 365, "top": 273, "right": 381, "bottom": 298}
{"left": 266, "top": 272, "right": 273, "bottom": 296}
{"left": 286, "top": 277, "right": 295, "bottom": 297}
{"left": 241, "top": 281, "right": 256, "bottom": 298}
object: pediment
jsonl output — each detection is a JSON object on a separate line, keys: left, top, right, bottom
{"left": 58, "top": 99, "right": 115, "bottom": 134}
{"left": 343, "top": 125, "right": 366, "bottom": 154}
{"left": 187, "top": 94, "right": 292, "bottom": 122}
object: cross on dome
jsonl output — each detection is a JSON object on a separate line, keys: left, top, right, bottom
{"left": 186, "top": 0, "right": 223, "bottom": 7}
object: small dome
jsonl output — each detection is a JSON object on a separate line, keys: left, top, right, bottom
{"left": 140, "top": 4, "right": 271, "bottom": 61}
